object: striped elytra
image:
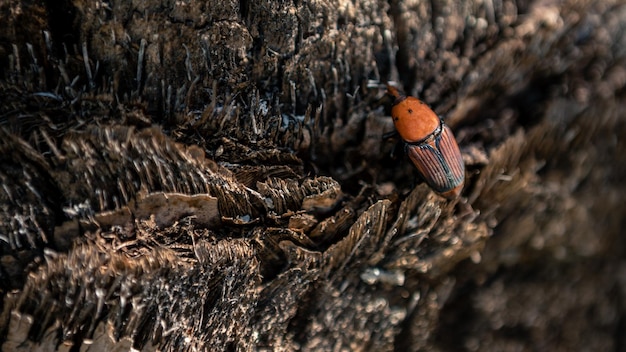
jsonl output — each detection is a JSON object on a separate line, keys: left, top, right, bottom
{"left": 387, "top": 85, "right": 465, "bottom": 199}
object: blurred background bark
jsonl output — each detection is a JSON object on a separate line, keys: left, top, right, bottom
{"left": 1, "top": 0, "right": 625, "bottom": 350}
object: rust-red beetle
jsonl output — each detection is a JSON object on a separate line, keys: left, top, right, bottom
{"left": 387, "top": 85, "right": 464, "bottom": 199}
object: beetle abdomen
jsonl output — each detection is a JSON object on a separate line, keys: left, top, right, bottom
{"left": 406, "top": 123, "right": 465, "bottom": 199}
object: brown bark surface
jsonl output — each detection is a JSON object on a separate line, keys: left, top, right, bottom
{"left": 1, "top": 0, "right": 625, "bottom": 351}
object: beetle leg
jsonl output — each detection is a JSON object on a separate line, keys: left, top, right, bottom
{"left": 382, "top": 130, "right": 398, "bottom": 140}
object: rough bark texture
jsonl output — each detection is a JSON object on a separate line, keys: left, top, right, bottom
{"left": 1, "top": 0, "right": 625, "bottom": 351}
